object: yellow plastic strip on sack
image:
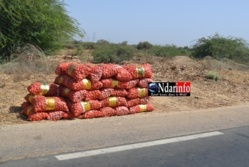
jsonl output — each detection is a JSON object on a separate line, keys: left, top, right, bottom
{"left": 67, "top": 64, "right": 75, "bottom": 76}
{"left": 138, "top": 88, "right": 147, "bottom": 97}
{"left": 40, "top": 84, "right": 50, "bottom": 95}
{"left": 82, "top": 79, "right": 92, "bottom": 90}
{"left": 28, "top": 95, "right": 34, "bottom": 103}
{"left": 139, "top": 104, "right": 147, "bottom": 112}
{"left": 63, "top": 88, "right": 70, "bottom": 95}
{"left": 27, "top": 106, "right": 33, "bottom": 115}
{"left": 111, "top": 80, "right": 119, "bottom": 88}
{"left": 45, "top": 98, "right": 56, "bottom": 111}
{"left": 81, "top": 101, "right": 91, "bottom": 112}
{"left": 109, "top": 97, "right": 117, "bottom": 107}
{"left": 136, "top": 66, "right": 145, "bottom": 78}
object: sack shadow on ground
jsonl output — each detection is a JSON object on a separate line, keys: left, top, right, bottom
{"left": 9, "top": 106, "right": 28, "bottom": 121}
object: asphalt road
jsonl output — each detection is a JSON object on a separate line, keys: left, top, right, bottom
{"left": 1, "top": 104, "right": 249, "bottom": 166}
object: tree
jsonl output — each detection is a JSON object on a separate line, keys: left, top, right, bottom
{"left": 137, "top": 41, "right": 153, "bottom": 50}
{"left": 0, "top": 0, "right": 84, "bottom": 61}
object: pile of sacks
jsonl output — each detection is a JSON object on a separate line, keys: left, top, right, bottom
{"left": 21, "top": 62, "right": 154, "bottom": 121}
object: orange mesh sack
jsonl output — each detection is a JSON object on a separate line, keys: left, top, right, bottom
{"left": 129, "top": 103, "right": 154, "bottom": 113}
{"left": 22, "top": 104, "right": 34, "bottom": 117}
{"left": 127, "top": 97, "right": 150, "bottom": 107}
{"left": 123, "top": 63, "right": 152, "bottom": 79}
{"left": 64, "top": 63, "right": 93, "bottom": 81}
{"left": 28, "top": 82, "right": 59, "bottom": 96}
{"left": 47, "top": 111, "right": 72, "bottom": 121}
{"left": 59, "top": 86, "right": 87, "bottom": 103}
{"left": 101, "top": 79, "right": 138, "bottom": 89}
{"left": 55, "top": 62, "right": 72, "bottom": 75}
{"left": 21, "top": 101, "right": 31, "bottom": 109}
{"left": 24, "top": 94, "right": 35, "bottom": 103}
{"left": 115, "top": 66, "right": 133, "bottom": 82}
{"left": 28, "top": 112, "right": 49, "bottom": 121}
{"left": 101, "top": 64, "right": 119, "bottom": 78}
{"left": 126, "top": 88, "right": 148, "bottom": 99}
{"left": 88, "top": 65, "right": 103, "bottom": 82}
{"left": 80, "top": 110, "right": 104, "bottom": 119}
{"left": 67, "top": 100, "right": 101, "bottom": 117}
{"left": 111, "top": 89, "right": 128, "bottom": 97}
{"left": 31, "top": 95, "right": 69, "bottom": 112}
{"left": 99, "top": 88, "right": 114, "bottom": 100}
{"left": 54, "top": 75, "right": 103, "bottom": 91}
{"left": 138, "top": 78, "right": 153, "bottom": 88}
{"left": 100, "top": 97, "right": 127, "bottom": 107}
{"left": 85, "top": 90, "right": 102, "bottom": 101}
{"left": 100, "top": 107, "right": 117, "bottom": 117}
{"left": 116, "top": 106, "right": 130, "bottom": 116}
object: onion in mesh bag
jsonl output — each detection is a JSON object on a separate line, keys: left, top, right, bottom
{"left": 47, "top": 111, "right": 72, "bottom": 121}
{"left": 65, "top": 63, "right": 93, "bottom": 81}
{"left": 55, "top": 62, "right": 72, "bottom": 75}
{"left": 127, "top": 97, "right": 150, "bottom": 107}
{"left": 100, "top": 97, "right": 127, "bottom": 107}
{"left": 100, "top": 107, "right": 117, "bottom": 117}
{"left": 28, "top": 112, "right": 49, "bottom": 121}
{"left": 24, "top": 94, "right": 35, "bottom": 103}
{"left": 59, "top": 86, "right": 87, "bottom": 103}
{"left": 31, "top": 95, "right": 69, "bottom": 112}
{"left": 116, "top": 106, "right": 130, "bottom": 116}
{"left": 27, "top": 82, "right": 59, "bottom": 96}
{"left": 138, "top": 78, "right": 153, "bottom": 88}
{"left": 126, "top": 88, "right": 148, "bottom": 99}
{"left": 101, "top": 64, "right": 119, "bottom": 78}
{"left": 99, "top": 88, "right": 114, "bottom": 100}
{"left": 88, "top": 65, "right": 103, "bottom": 82}
{"left": 123, "top": 63, "right": 152, "bottom": 79}
{"left": 80, "top": 110, "right": 104, "bottom": 119}
{"left": 54, "top": 75, "right": 103, "bottom": 91}
{"left": 22, "top": 105, "right": 34, "bottom": 117}
{"left": 129, "top": 103, "right": 154, "bottom": 113}
{"left": 85, "top": 90, "right": 102, "bottom": 101}
{"left": 115, "top": 66, "right": 133, "bottom": 82}
{"left": 111, "top": 89, "right": 128, "bottom": 97}
{"left": 67, "top": 100, "right": 101, "bottom": 117}
{"left": 101, "top": 79, "right": 138, "bottom": 89}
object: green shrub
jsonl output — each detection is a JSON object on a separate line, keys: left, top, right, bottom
{"left": 137, "top": 41, "right": 153, "bottom": 50}
{"left": 191, "top": 34, "right": 249, "bottom": 63}
{"left": 206, "top": 71, "right": 219, "bottom": 81}
{"left": 92, "top": 45, "right": 134, "bottom": 64}
{"left": 150, "top": 45, "right": 191, "bottom": 57}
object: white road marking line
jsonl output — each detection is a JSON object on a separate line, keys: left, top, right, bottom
{"left": 55, "top": 131, "right": 223, "bottom": 161}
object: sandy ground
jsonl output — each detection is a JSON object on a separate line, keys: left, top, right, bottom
{"left": 0, "top": 55, "right": 249, "bottom": 125}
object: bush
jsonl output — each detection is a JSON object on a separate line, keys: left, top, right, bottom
{"left": 137, "top": 41, "right": 153, "bottom": 50}
{"left": 191, "top": 34, "right": 249, "bottom": 63}
{"left": 92, "top": 45, "right": 135, "bottom": 64}
{"left": 0, "top": 0, "right": 84, "bottom": 61}
{"left": 150, "top": 45, "right": 191, "bottom": 57}
{"left": 206, "top": 71, "right": 219, "bottom": 81}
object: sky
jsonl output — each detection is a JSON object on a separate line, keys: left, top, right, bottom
{"left": 63, "top": 0, "right": 249, "bottom": 47}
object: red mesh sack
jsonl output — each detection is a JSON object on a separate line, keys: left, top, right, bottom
{"left": 123, "top": 63, "right": 152, "bottom": 79}
{"left": 100, "top": 107, "right": 117, "bottom": 117}
{"left": 24, "top": 94, "right": 35, "bottom": 103}
{"left": 126, "top": 88, "right": 148, "bottom": 99}
{"left": 31, "top": 95, "right": 69, "bottom": 112}
{"left": 68, "top": 100, "right": 102, "bottom": 117}
{"left": 55, "top": 62, "right": 72, "bottom": 75}
{"left": 54, "top": 75, "right": 103, "bottom": 91}
{"left": 129, "top": 103, "right": 154, "bottom": 113}
{"left": 21, "top": 101, "right": 31, "bottom": 109}
{"left": 138, "top": 78, "right": 153, "bottom": 88}
{"left": 85, "top": 90, "right": 102, "bottom": 101}
{"left": 101, "top": 79, "right": 138, "bottom": 89}
{"left": 28, "top": 112, "right": 49, "bottom": 121}
{"left": 101, "top": 64, "right": 119, "bottom": 78}
{"left": 27, "top": 82, "right": 59, "bottom": 96}
{"left": 100, "top": 97, "right": 127, "bottom": 107}
{"left": 127, "top": 97, "right": 150, "bottom": 107}
{"left": 115, "top": 66, "right": 133, "bottom": 82}
{"left": 65, "top": 63, "right": 93, "bottom": 81}
{"left": 59, "top": 86, "right": 87, "bottom": 103}
{"left": 111, "top": 89, "right": 128, "bottom": 97}
{"left": 80, "top": 110, "right": 104, "bottom": 119}
{"left": 47, "top": 111, "right": 72, "bottom": 121}
{"left": 116, "top": 106, "right": 130, "bottom": 116}
{"left": 88, "top": 65, "right": 103, "bottom": 82}
{"left": 99, "top": 88, "right": 114, "bottom": 100}
{"left": 22, "top": 105, "right": 34, "bottom": 117}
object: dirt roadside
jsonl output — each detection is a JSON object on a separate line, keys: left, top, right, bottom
{"left": 0, "top": 55, "right": 249, "bottom": 125}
